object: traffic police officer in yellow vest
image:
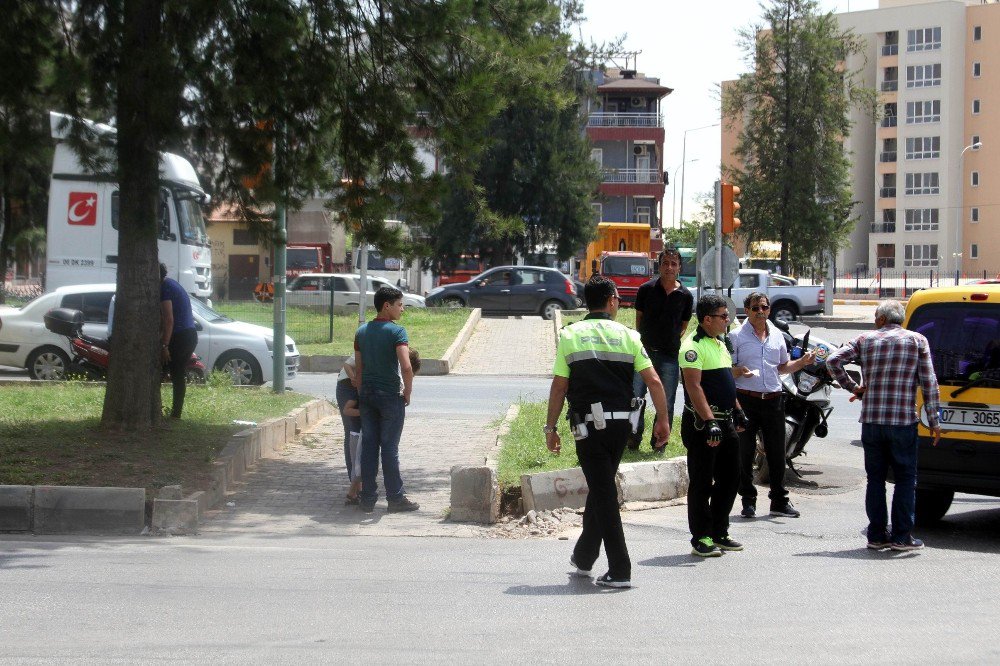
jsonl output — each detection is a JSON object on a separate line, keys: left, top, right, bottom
{"left": 545, "top": 275, "right": 671, "bottom": 588}
{"left": 679, "top": 294, "right": 749, "bottom": 557}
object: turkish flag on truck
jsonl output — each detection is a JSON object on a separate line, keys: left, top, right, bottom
{"left": 67, "top": 191, "right": 97, "bottom": 226}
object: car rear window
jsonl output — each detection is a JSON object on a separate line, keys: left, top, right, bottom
{"left": 908, "top": 302, "right": 1000, "bottom": 385}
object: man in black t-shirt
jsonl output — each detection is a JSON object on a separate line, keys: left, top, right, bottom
{"left": 630, "top": 247, "right": 694, "bottom": 451}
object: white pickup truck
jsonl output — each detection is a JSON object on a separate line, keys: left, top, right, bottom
{"left": 694, "top": 268, "right": 824, "bottom": 323}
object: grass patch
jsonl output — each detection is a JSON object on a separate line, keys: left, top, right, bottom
{"left": 496, "top": 399, "right": 683, "bottom": 487}
{"left": 214, "top": 302, "right": 471, "bottom": 358}
{"left": 0, "top": 383, "right": 311, "bottom": 494}
{"left": 562, "top": 308, "right": 636, "bottom": 329}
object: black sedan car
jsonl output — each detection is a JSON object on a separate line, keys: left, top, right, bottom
{"left": 425, "top": 265, "right": 578, "bottom": 320}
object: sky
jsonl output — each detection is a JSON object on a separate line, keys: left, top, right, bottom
{"left": 579, "top": 0, "right": 879, "bottom": 226}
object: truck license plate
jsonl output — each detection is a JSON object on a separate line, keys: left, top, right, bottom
{"left": 926, "top": 405, "right": 1000, "bottom": 433}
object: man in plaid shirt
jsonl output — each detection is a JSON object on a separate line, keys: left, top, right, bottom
{"left": 827, "top": 299, "right": 942, "bottom": 552}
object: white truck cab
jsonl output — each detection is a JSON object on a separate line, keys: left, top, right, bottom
{"left": 45, "top": 112, "right": 212, "bottom": 298}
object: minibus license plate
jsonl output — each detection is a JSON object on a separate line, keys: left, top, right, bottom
{"left": 930, "top": 406, "right": 1000, "bottom": 433}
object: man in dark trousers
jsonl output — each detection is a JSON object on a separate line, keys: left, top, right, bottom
{"left": 545, "top": 275, "right": 670, "bottom": 588}
{"left": 159, "top": 263, "right": 198, "bottom": 418}
{"left": 679, "top": 294, "right": 747, "bottom": 557}
{"left": 827, "top": 299, "right": 941, "bottom": 551}
{"left": 631, "top": 247, "right": 693, "bottom": 451}
{"left": 731, "top": 291, "right": 815, "bottom": 519}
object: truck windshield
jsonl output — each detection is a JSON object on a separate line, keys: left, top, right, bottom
{"left": 287, "top": 248, "right": 320, "bottom": 270}
{"left": 602, "top": 256, "right": 649, "bottom": 277}
{"left": 358, "top": 251, "right": 403, "bottom": 271}
{"left": 175, "top": 193, "right": 209, "bottom": 246}
{"left": 908, "top": 302, "right": 1000, "bottom": 385}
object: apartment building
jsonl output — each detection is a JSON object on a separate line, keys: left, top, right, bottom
{"left": 585, "top": 68, "right": 673, "bottom": 254}
{"left": 723, "top": 0, "right": 999, "bottom": 276}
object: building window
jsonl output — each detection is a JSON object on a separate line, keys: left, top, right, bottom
{"left": 906, "top": 63, "right": 941, "bottom": 88}
{"left": 974, "top": 25, "right": 982, "bottom": 41}
{"left": 973, "top": 99, "right": 981, "bottom": 115}
{"left": 972, "top": 171, "right": 980, "bottom": 187}
{"left": 972, "top": 207, "right": 980, "bottom": 223}
{"left": 973, "top": 62, "right": 982, "bottom": 78}
{"left": 590, "top": 148, "right": 603, "bottom": 166}
{"left": 634, "top": 205, "right": 651, "bottom": 224}
{"left": 904, "top": 244, "right": 939, "bottom": 267}
{"left": 972, "top": 135, "right": 981, "bottom": 149}
{"left": 904, "top": 136, "right": 940, "bottom": 160}
{"left": 971, "top": 244, "right": 979, "bottom": 259}
{"left": 904, "top": 172, "right": 940, "bottom": 195}
{"left": 232, "top": 228, "right": 256, "bottom": 246}
{"left": 591, "top": 203, "right": 602, "bottom": 222}
{"left": 876, "top": 244, "right": 896, "bottom": 269}
{"left": 907, "top": 27, "right": 941, "bottom": 51}
{"left": 906, "top": 100, "right": 941, "bottom": 124}
{"left": 904, "top": 208, "right": 939, "bottom": 231}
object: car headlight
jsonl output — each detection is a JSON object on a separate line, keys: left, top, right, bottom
{"left": 797, "top": 373, "right": 820, "bottom": 393}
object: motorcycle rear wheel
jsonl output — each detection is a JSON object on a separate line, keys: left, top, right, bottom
{"left": 753, "top": 422, "right": 797, "bottom": 483}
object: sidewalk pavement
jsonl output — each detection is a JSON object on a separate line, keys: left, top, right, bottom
{"left": 451, "top": 317, "right": 555, "bottom": 376}
{"left": 202, "top": 317, "right": 556, "bottom": 537}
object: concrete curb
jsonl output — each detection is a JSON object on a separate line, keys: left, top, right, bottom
{"left": 295, "top": 308, "right": 481, "bottom": 376}
{"left": 449, "top": 403, "right": 517, "bottom": 525}
{"left": 0, "top": 398, "right": 335, "bottom": 536}
{"left": 521, "top": 458, "right": 690, "bottom": 514}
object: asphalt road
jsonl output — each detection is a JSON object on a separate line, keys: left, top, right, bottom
{"left": 5, "top": 319, "right": 1000, "bottom": 661}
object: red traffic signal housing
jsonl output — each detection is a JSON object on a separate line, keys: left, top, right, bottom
{"left": 721, "top": 182, "right": 741, "bottom": 234}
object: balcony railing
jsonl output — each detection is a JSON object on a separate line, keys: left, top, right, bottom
{"left": 881, "top": 80, "right": 898, "bottom": 92}
{"left": 880, "top": 150, "right": 897, "bottom": 163}
{"left": 880, "top": 187, "right": 897, "bottom": 198}
{"left": 881, "top": 44, "right": 899, "bottom": 56}
{"left": 588, "top": 112, "right": 663, "bottom": 128}
{"left": 601, "top": 168, "right": 663, "bottom": 184}
{"left": 871, "top": 222, "right": 897, "bottom": 233}
{"left": 881, "top": 116, "right": 898, "bottom": 128}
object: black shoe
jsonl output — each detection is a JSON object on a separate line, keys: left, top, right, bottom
{"left": 714, "top": 535, "right": 744, "bottom": 551}
{"left": 569, "top": 555, "right": 592, "bottom": 578}
{"left": 769, "top": 502, "right": 800, "bottom": 518}
{"left": 890, "top": 536, "right": 924, "bottom": 551}
{"left": 741, "top": 503, "right": 756, "bottom": 519}
{"left": 594, "top": 573, "right": 631, "bottom": 589}
{"left": 387, "top": 496, "right": 419, "bottom": 513}
{"left": 360, "top": 501, "right": 375, "bottom": 514}
{"left": 691, "top": 538, "right": 722, "bottom": 558}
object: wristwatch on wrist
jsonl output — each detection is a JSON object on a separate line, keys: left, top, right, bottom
{"left": 542, "top": 425, "right": 557, "bottom": 434}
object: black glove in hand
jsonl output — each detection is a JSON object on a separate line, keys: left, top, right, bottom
{"left": 706, "top": 419, "right": 723, "bottom": 445}
{"left": 733, "top": 409, "right": 749, "bottom": 430}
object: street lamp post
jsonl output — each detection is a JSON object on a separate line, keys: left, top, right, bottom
{"left": 671, "top": 158, "right": 699, "bottom": 227}
{"left": 955, "top": 140, "right": 983, "bottom": 275}
{"left": 678, "top": 123, "right": 720, "bottom": 226}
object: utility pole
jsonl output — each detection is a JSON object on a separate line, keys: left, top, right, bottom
{"left": 271, "top": 126, "right": 287, "bottom": 394}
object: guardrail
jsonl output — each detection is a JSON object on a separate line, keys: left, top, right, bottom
{"left": 601, "top": 168, "right": 663, "bottom": 184}
{"left": 587, "top": 112, "right": 662, "bottom": 127}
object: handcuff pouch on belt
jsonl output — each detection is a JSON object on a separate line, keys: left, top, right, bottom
{"left": 628, "top": 397, "right": 644, "bottom": 435}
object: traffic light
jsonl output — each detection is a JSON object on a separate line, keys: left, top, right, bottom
{"left": 721, "top": 182, "right": 741, "bottom": 234}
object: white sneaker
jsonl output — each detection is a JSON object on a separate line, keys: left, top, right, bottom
{"left": 569, "top": 555, "right": 592, "bottom": 577}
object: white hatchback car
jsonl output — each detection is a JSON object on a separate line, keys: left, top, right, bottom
{"left": 0, "top": 283, "right": 299, "bottom": 385}
{"left": 286, "top": 273, "right": 426, "bottom": 308}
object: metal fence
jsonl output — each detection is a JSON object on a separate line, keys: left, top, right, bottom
{"left": 828, "top": 267, "right": 1000, "bottom": 298}
{"left": 214, "top": 295, "right": 371, "bottom": 346}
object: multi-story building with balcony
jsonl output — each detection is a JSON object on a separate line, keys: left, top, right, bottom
{"left": 723, "top": 0, "right": 999, "bottom": 276}
{"left": 585, "top": 68, "right": 672, "bottom": 254}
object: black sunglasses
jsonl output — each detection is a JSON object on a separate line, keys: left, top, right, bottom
{"left": 749, "top": 305, "right": 770, "bottom": 312}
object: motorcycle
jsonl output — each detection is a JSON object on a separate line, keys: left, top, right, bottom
{"left": 754, "top": 319, "right": 861, "bottom": 481}
{"left": 43, "top": 307, "right": 206, "bottom": 383}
